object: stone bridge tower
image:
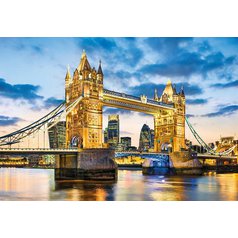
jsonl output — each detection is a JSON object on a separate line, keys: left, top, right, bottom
{"left": 65, "top": 51, "right": 103, "bottom": 148}
{"left": 154, "top": 80, "right": 186, "bottom": 152}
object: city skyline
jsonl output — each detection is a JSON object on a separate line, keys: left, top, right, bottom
{"left": 0, "top": 37, "right": 238, "bottom": 147}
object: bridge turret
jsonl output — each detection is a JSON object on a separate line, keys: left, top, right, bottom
{"left": 154, "top": 80, "right": 186, "bottom": 153}
{"left": 161, "top": 79, "right": 174, "bottom": 103}
{"left": 66, "top": 51, "right": 103, "bottom": 149}
{"left": 180, "top": 85, "right": 185, "bottom": 97}
{"left": 65, "top": 65, "right": 72, "bottom": 103}
{"left": 97, "top": 60, "right": 103, "bottom": 84}
{"left": 173, "top": 84, "right": 177, "bottom": 95}
{"left": 77, "top": 50, "right": 91, "bottom": 72}
{"left": 154, "top": 88, "right": 159, "bottom": 101}
{"left": 65, "top": 65, "right": 71, "bottom": 87}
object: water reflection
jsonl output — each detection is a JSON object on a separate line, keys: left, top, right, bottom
{"left": 0, "top": 168, "right": 238, "bottom": 201}
{"left": 0, "top": 168, "right": 54, "bottom": 200}
{"left": 54, "top": 181, "right": 115, "bottom": 201}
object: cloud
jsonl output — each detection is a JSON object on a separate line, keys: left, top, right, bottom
{"left": 141, "top": 38, "right": 237, "bottom": 78}
{"left": 139, "top": 52, "right": 203, "bottom": 77}
{"left": 0, "top": 115, "right": 22, "bottom": 126}
{"left": 0, "top": 78, "right": 43, "bottom": 102}
{"left": 186, "top": 114, "right": 195, "bottom": 118}
{"left": 145, "top": 37, "right": 194, "bottom": 58}
{"left": 0, "top": 78, "right": 65, "bottom": 110}
{"left": 202, "top": 105, "right": 238, "bottom": 117}
{"left": 76, "top": 37, "right": 143, "bottom": 67}
{"left": 10, "top": 38, "right": 45, "bottom": 55}
{"left": 120, "top": 131, "right": 134, "bottom": 135}
{"left": 186, "top": 98, "right": 208, "bottom": 105}
{"left": 129, "top": 82, "right": 203, "bottom": 98}
{"left": 197, "top": 40, "right": 212, "bottom": 53}
{"left": 139, "top": 51, "right": 236, "bottom": 78}
{"left": 211, "top": 80, "right": 238, "bottom": 89}
{"left": 77, "top": 38, "right": 117, "bottom": 53}
{"left": 43, "top": 97, "right": 64, "bottom": 108}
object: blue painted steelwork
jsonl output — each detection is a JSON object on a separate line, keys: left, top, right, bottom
{"left": 115, "top": 152, "right": 169, "bottom": 165}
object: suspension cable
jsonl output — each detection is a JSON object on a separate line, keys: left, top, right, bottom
{"left": 186, "top": 116, "right": 236, "bottom": 156}
{"left": 0, "top": 96, "right": 83, "bottom": 146}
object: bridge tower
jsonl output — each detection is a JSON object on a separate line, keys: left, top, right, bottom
{"left": 65, "top": 51, "right": 103, "bottom": 148}
{"left": 154, "top": 80, "right": 186, "bottom": 152}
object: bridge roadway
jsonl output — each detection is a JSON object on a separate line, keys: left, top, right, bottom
{"left": 0, "top": 148, "right": 78, "bottom": 156}
{"left": 115, "top": 151, "right": 237, "bottom": 160}
{"left": 196, "top": 153, "right": 237, "bottom": 160}
{"left": 0, "top": 148, "right": 236, "bottom": 161}
{"left": 115, "top": 151, "right": 169, "bottom": 160}
{"left": 0, "top": 148, "right": 169, "bottom": 160}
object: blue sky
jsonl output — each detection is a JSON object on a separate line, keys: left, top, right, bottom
{"left": 0, "top": 37, "right": 238, "bottom": 146}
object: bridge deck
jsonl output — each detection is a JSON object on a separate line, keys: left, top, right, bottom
{"left": 103, "top": 89, "right": 174, "bottom": 114}
{"left": 197, "top": 153, "right": 237, "bottom": 160}
{"left": 0, "top": 148, "right": 79, "bottom": 155}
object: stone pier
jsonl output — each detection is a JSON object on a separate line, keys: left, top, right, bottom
{"left": 55, "top": 148, "right": 117, "bottom": 181}
{"left": 169, "top": 151, "right": 203, "bottom": 175}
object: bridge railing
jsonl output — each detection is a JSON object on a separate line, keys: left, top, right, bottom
{"left": 0, "top": 148, "right": 78, "bottom": 151}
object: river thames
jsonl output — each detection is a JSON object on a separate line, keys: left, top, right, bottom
{"left": 0, "top": 168, "right": 238, "bottom": 201}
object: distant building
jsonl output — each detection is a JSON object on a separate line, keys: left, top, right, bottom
{"left": 139, "top": 124, "right": 153, "bottom": 151}
{"left": 216, "top": 136, "right": 238, "bottom": 155}
{"left": 107, "top": 115, "right": 120, "bottom": 148}
{"left": 220, "top": 136, "right": 234, "bottom": 147}
{"left": 191, "top": 145, "right": 207, "bottom": 154}
{"left": 208, "top": 142, "right": 215, "bottom": 149}
{"left": 48, "top": 121, "right": 66, "bottom": 149}
{"left": 127, "top": 146, "right": 137, "bottom": 151}
{"left": 121, "top": 137, "right": 131, "bottom": 151}
{"left": 28, "top": 155, "right": 41, "bottom": 166}
{"left": 115, "top": 143, "right": 124, "bottom": 152}
{"left": 104, "top": 127, "right": 108, "bottom": 143}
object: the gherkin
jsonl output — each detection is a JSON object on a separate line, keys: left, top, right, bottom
{"left": 139, "top": 124, "right": 153, "bottom": 152}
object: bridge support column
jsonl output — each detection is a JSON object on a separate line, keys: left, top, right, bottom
{"left": 55, "top": 154, "right": 78, "bottom": 179}
{"left": 55, "top": 149, "right": 117, "bottom": 181}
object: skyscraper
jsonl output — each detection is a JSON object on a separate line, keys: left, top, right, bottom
{"left": 48, "top": 121, "right": 66, "bottom": 149}
{"left": 107, "top": 115, "right": 120, "bottom": 148}
{"left": 121, "top": 137, "right": 131, "bottom": 151}
{"left": 139, "top": 124, "right": 153, "bottom": 151}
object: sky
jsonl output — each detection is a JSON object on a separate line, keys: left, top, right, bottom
{"left": 0, "top": 37, "right": 238, "bottom": 147}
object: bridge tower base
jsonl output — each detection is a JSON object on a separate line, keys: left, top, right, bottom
{"left": 55, "top": 149, "right": 117, "bottom": 181}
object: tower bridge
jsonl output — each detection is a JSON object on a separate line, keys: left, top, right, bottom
{"left": 65, "top": 51, "right": 186, "bottom": 153}
{"left": 0, "top": 51, "right": 237, "bottom": 179}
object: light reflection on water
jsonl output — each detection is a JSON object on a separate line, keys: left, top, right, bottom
{"left": 0, "top": 168, "right": 238, "bottom": 201}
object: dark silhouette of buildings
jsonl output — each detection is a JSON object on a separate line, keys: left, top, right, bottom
{"left": 48, "top": 121, "right": 66, "bottom": 149}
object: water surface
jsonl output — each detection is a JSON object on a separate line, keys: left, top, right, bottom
{"left": 0, "top": 168, "right": 238, "bottom": 201}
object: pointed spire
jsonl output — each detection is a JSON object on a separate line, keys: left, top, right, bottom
{"left": 154, "top": 88, "right": 159, "bottom": 101}
{"left": 167, "top": 79, "right": 172, "bottom": 85}
{"left": 65, "top": 65, "right": 71, "bottom": 80}
{"left": 77, "top": 50, "right": 91, "bottom": 72}
{"left": 180, "top": 85, "right": 185, "bottom": 96}
{"left": 173, "top": 84, "right": 177, "bottom": 94}
{"left": 162, "top": 79, "right": 174, "bottom": 102}
{"left": 82, "top": 49, "right": 86, "bottom": 58}
{"left": 97, "top": 60, "right": 103, "bottom": 75}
